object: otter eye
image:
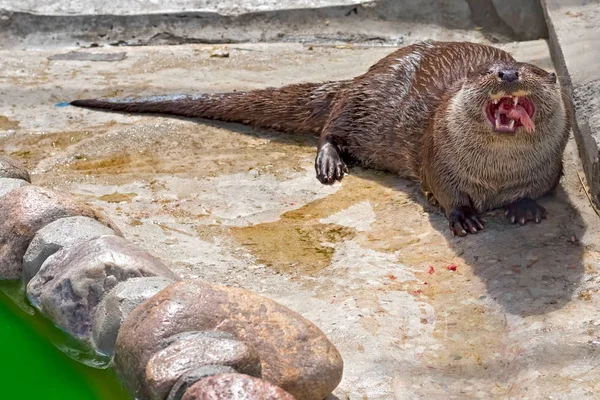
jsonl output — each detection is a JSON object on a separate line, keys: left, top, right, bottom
{"left": 548, "top": 72, "right": 557, "bottom": 84}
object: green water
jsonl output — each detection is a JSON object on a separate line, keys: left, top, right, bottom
{"left": 0, "top": 282, "right": 131, "bottom": 400}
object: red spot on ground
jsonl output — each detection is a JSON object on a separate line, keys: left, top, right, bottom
{"left": 447, "top": 265, "right": 457, "bottom": 271}
{"left": 427, "top": 266, "right": 435, "bottom": 274}
{"left": 568, "top": 265, "right": 577, "bottom": 270}
{"left": 423, "top": 282, "right": 428, "bottom": 285}
{"left": 387, "top": 274, "right": 397, "bottom": 281}
{"left": 412, "top": 289, "right": 422, "bottom": 295}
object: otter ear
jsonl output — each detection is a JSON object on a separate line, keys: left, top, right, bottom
{"left": 548, "top": 72, "right": 557, "bottom": 84}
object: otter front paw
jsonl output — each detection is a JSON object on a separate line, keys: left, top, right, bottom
{"left": 504, "top": 198, "right": 547, "bottom": 225}
{"left": 448, "top": 206, "right": 485, "bottom": 236}
{"left": 315, "top": 142, "right": 348, "bottom": 184}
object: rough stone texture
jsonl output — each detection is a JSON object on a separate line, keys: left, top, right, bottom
{"left": 92, "top": 276, "right": 173, "bottom": 356}
{"left": 146, "top": 331, "right": 262, "bottom": 400}
{"left": 0, "top": 155, "right": 30, "bottom": 182}
{"left": 92, "top": 276, "right": 176, "bottom": 357}
{"left": 0, "top": 185, "right": 120, "bottom": 280}
{"left": 23, "top": 216, "right": 118, "bottom": 284}
{"left": 542, "top": 0, "right": 600, "bottom": 208}
{"left": 115, "top": 280, "right": 343, "bottom": 400}
{"left": 167, "top": 366, "right": 237, "bottom": 400}
{"left": 0, "top": 177, "right": 28, "bottom": 198}
{"left": 27, "top": 235, "right": 179, "bottom": 343}
{"left": 181, "top": 374, "right": 295, "bottom": 400}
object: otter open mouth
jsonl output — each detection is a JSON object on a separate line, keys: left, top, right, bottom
{"left": 485, "top": 96, "right": 535, "bottom": 134}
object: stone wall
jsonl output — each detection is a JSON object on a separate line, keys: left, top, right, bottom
{"left": 542, "top": 0, "right": 600, "bottom": 209}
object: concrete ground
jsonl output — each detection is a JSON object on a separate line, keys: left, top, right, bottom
{"left": 2, "top": 39, "right": 600, "bottom": 398}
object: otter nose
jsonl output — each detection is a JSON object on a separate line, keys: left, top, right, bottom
{"left": 498, "top": 69, "right": 519, "bottom": 83}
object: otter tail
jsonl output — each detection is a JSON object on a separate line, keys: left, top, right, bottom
{"left": 70, "top": 81, "right": 348, "bottom": 135}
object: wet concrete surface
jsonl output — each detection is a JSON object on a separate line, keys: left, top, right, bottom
{"left": 2, "top": 41, "right": 600, "bottom": 398}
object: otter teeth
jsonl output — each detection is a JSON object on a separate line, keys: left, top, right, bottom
{"left": 508, "top": 120, "right": 515, "bottom": 130}
{"left": 493, "top": 99, "right": 499, "bottom": 105}
{"left": 513, "top": 96, "right": 519, "bottom": 106}
{"left": 494, "top": 113, "right": 501, "bottom": 130}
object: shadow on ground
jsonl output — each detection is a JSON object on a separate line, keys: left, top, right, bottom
{"left": 281, "top": 148, "right": 584, "bottom": 318}
{"left": 405, "top": 181, "right": 585, "bottom": 317}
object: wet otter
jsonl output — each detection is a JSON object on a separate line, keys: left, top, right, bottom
{"left": 71, "top": 41, "right": 570, "bottom": 236}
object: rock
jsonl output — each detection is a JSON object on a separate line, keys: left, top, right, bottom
{"left": 114, "top": 280, "right": 343, "bottom": 400}
{"left": 0, "top": 155, "right": 30, "bottom": 182}
{"left": 0, "top": 177, "right": 28, "bottom": 198}
{"left": 23, "top": 216, "right": 118, "bottom": 284}
{"left": 181, "top": 374, "right": 295, "bottom": 400}
{"left": 27, "top": 235, "right": 179, "bottom": 344}
{"left": 146, "top": 331, "right": 261, "bottom": 400}
{"left": 167, "top": 366, "right": 237, "bottom": 400}
{"left": 210, "top": 48, "right": 230, "bottom": 58}
{"left": 92, "top": 276, "right": 174, "bottom": 357}
{"left": 0, "top": 185, "right": 120, "bottom": 280}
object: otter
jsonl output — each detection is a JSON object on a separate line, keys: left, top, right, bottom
{"left": 71, "top": 41, "right": 570, "bottom": 236}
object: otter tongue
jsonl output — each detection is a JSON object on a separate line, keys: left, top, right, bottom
{"left": 507, "top": 105, "right": 535, "bottom": 133}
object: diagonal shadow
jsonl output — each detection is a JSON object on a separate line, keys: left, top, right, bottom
{"left": 378, "top": 172, "right": 585, "bottom": 317}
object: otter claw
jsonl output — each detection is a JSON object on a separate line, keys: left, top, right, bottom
{"left": 448, "top": 206, "right": 485, "bottom": 237}
{"left": 504, "top": 198, "right": 547, "bottom": 225}
{"left": 315, "top": 142, "right": 347, "bottom": 185}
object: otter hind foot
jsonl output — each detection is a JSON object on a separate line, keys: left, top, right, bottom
{"left": 315, "top": 142, "right": 348, "bottom": 184}
{"left": 448, "top": 206, "right": 486, "bottom": 237}
{"left": 504, "top": 198, "right": 547, "bottom": 225}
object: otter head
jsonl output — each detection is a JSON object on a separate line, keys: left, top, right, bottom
{"left": 456, "top": 61, "right": 561, "bottom": 136}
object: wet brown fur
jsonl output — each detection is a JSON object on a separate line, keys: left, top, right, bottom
{"left": 71, "top": 41, "right": 571, "bottom": 232}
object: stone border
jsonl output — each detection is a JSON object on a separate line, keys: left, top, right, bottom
{"left": 541, "top": 0, "right": 600, "bottom": 209}
{"left": 0, "top": 154, "right": 343, "bottom": 400}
